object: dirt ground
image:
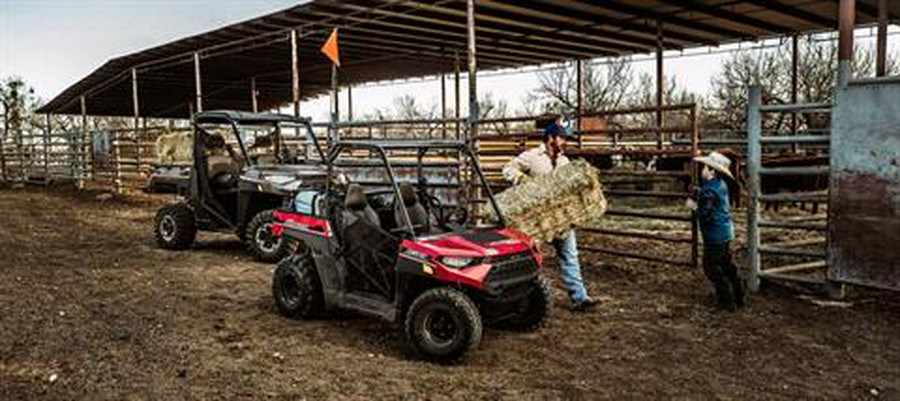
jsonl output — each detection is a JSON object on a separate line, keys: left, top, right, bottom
{"left": 1, "top": 185, "right": 898, "bottom": 400}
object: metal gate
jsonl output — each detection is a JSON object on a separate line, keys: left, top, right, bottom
{"left": 746, "top": 87, "right": 832, "bottom": 292}
{"left": 828, "top": 77, "right": 900, "bottom": 291}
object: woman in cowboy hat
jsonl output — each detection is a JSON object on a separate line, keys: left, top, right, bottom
{"left": 686, "top": 151, "right": 745, "bottom": 311}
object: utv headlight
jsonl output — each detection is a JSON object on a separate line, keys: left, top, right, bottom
{"left": 439, "top": 256, "right": 481, "bottom": 269}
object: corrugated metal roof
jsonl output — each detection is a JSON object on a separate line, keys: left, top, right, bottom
{"left": 38, "top": 0, "right": 899, "bottom": 118}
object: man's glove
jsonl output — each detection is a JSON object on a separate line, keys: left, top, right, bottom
{"left": 513, "top": 171, "right": 530, "bottom": 185}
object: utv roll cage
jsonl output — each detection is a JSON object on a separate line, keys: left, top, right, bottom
{"left": 324, "top": 140, "right": 507, "bottom": 239}
{"left": 190, "top": 110, "right": 326, "bottom": 230}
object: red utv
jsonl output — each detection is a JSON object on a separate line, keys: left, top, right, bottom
{"left": 270, "top": 141, "right": 551, "bottom": 363}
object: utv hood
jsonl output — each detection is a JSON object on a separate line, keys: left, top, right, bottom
{"left": 240, "top": 164, "right": 328, "bottom": 193}
{"left": 412, "top": 228, "right": 535, "bottom": 259}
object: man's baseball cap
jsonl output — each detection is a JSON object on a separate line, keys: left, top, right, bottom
{"left": 543, "top": 117, "right": 575, "bottom": 138}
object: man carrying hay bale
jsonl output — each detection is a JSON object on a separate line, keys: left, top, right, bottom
{"left": 501, "top": 116, "right": 599, "bottom": 312}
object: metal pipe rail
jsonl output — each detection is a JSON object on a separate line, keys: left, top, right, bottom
{"left": 758, "top": 191, "right": 829, "bottom": 203}
{"left": 758, "top": 219, "right": 827, "bottom": 231}
{"left": 605, "top": 190, "right": 689, "bottom": 199}
{"left": 757, "top": 271, "right": 825, "bottom": 285}
{"left": 769, "top": 238, "right": 826, "bottom": 247}
{"left": 760, "top": 135, "right": 829, "bottom": 144}
{"left": 579, "top": 245, "right": 694, "bottom": 267}
{"left": 312, "top": 117, "right": 468, "bottom": 128}
{"left": 758, "top": 166, "right": 829, "bottom": 176}
{"left": 476, "top": 103, "right": 698, "bottom": 125}
{"left": 606, "top": 209, "right": 693, "bottom": 222}
{"left": 758, "top": 245, "right": 826, "bottom": 258}
{"left": 580, "top": 227, "right": 692, "bottom": 243}
{"left": 761, "top": 260, "right": 827, "bottom": 275}
{"left": 602, "top": 170, "right": 690, "bottom": 177}
{"left": 759, "top": 102, "right": 832, "bottom": 113}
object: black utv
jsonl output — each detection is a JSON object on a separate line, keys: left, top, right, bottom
{"left": 152, "top": 110, "right": 327, "bottom": 262}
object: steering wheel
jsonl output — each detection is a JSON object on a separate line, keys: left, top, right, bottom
{"left": 443, "top": 205, "right": 468, "bottom": 226}
{"left": 420, "top": 191, "right": 468, "bottom": 228}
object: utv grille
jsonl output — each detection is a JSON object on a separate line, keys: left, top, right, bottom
{"left": 485, "top": 251, "right": 538, "bottom": 284}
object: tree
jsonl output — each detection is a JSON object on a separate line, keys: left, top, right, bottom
{"left": 625, "top": 72, "right": 699, "bottom": 129}
{"left": 527, "top": 57, "right": 635, "bottom": 115}
{"left": 709, "top": 36, "right": 900, "bottom": 131}
{"left": 1, "top": 76, "right": 42, "bottom": 180}
{"left": 0, "top": 76, "right": 41, "bottom": 143}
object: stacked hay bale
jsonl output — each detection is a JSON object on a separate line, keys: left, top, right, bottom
{"left": 155, "top": 129, "right": 192, "bottom": 165}
{"left": 493, "top": 159, "right": 607, "bottom": 242}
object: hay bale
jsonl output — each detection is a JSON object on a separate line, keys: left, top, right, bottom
{"left": 155, "top": 129, "right": 192, "bottom": 165}
{"left": 493, "top": 159, "right": 607, "bottom": 242}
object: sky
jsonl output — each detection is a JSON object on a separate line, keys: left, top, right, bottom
{"left": 1, "top": 1, "right": 897, "bottom": 121}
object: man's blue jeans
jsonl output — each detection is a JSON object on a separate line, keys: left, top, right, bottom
{"left": 551, "top": 230, "right": 588, "bottom": 302}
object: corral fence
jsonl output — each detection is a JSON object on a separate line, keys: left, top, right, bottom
{"left": 2, "top": 104, "right": 705, "bottom": 269}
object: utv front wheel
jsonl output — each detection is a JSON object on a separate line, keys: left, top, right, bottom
{"left": 503, "top": 275, "right": 553, "bottom": 331}
{"left": 245, "top": 209, "right": 289, "bottom": 263}
{"left": 153, "top": 203, "right": 196, "bottom": 250}
{"left": 405, "top": 288, "right": 482, "bottom": 363}
{"left": 272, "top": 254, "right": 323, "bottom": 319}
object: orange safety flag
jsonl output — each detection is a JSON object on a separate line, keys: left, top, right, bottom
{"left": 320, "top": 28, "right": 340, "bottom": 67}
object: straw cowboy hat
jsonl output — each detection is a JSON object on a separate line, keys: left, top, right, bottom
{"left": 694, "top": 151, "right": 734, "bottom": 180}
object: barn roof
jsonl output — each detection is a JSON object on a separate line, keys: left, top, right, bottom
{"left": 38, "top": 0, "right": 899, "bottom": 118}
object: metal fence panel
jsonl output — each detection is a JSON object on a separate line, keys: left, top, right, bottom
{"left": 828, "top": 81, "right": 900, "bottom": 291}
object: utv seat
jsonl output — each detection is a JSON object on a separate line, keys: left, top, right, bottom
{"left": 344, "top": 184, "right": 381, "bottom": 227}
{"left": 394, "top": 183, "right": 431, "bottom": 235}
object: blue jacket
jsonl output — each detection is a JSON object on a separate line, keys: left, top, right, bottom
{"left": 695, "top": 177, "right": 735, "bottom": 245}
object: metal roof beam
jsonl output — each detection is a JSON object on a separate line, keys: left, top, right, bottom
{"left": 462, "top": 0, "right": 664, "bottom": 51}
{"left": 740, "top": 0, "right": 835, "bottom": 27}
{"left": 657, "top": 0, "right": 795, "bottom": 33}
{"left": 828, "top": 0, "right": 887, "bottom": 19}
{"left": 489, "top": 0, "right": 715, "bottom": 47}
{"left": 401, "top": 0, "right": 647, "bottom": 52}
{"left": 336, "top": 31, "right": 539, "bottom": 65}
{"left": 578, "top": 0, "right": 752, "bottom": 40}
{"left": 269, "top": 11, "right": 595, "bottom": 62}
{"left": 330, "top": 0, "right": 629, "bottom": 55}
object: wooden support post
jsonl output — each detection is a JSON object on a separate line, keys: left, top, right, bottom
{"left": 347, "top": 86, "right": 353, "bottom": 122}
{"left": 454, "top": 50, "right": 461, "bottom": 140}
{"left": 441, "top": 71, "right": 447, "bottom": 139}
{"left": 466, "top": 0, "right": 479, "bottom": 213}
{"left": 251, "top": 77, "right": 259, "bottom": 113}
{"left": 132, "top": 68, "right": 140, "bottom": 191}
{"left": 876, "top": 0, "right": 888, "bottom": 77}
{"left": 331, "top": 64, "right": 339, "bottom": 145}
{"left": 576, "top": 59, "right": 584, "bottom": 148}
{"left": 44, "top": 113, "right": 51, "bottom": 179}
{"left": 291, "top": 29, "right": 300, "bottom": 118}
{"left": 690, "top": 104, "right": 700, "bottom": 268}
{"left": 79, "top": 96, "right": 87, "bottom": 190}
{"left": 838, "top": 0, "right": 855, "bottom": 87}
{"left": 194, "top": 52, "right": 203, "bottom": 113}
{"left": 346, "top": 86, "right": 353, "bottom": 138}
{"left": 791, "top": 34, "right": 799, "bottom": 152}
{"left": 656, "top": 20, "right": 664, "bottom": 150}
{"left": 0, "top": 106, "right": 7, "bottom": 182}
{"left": 467, "top": 0, "right": 478, "bottom": 142}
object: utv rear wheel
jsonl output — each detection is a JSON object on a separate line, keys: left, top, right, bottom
{"left": 154, "top": 203, "right": 196, "bottom": 250}
{"left": 405, "top": 288, "right": 482, "bottom": 364}
{"left": 245, "top": 209, "right": 289, "bottom": 263}
{"left": 504, "top": 275, "right": 553, "bottom": 331}
{"left": 272, "top": 254, "right": 323, "bottom": 319}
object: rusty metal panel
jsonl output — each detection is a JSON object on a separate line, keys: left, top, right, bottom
{"left": 829, "top": 81, "right": 900, "bottom": 291}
